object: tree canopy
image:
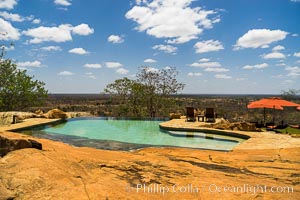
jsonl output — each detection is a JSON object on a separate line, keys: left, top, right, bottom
{"left": 104, "top": 66, "right": 185, "bottom": 118}
{"left": 0, "top": 48, "right": 48, "bottom": 111}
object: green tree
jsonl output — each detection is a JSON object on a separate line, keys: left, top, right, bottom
{"left": 0, "top": 50, "right": 48, "bottom": 111}
{"left": 281, "top": 89, "right": 300, "bottom": 100}
{"left": 104, "top": 66, "right": 185, "bottom": 118}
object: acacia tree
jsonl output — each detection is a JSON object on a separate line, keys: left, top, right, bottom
{"left": 104, "top": 66, "right": 185, "bottom": 118}
{"left": 0, "top": 48, "right": 48, "bottom": 111}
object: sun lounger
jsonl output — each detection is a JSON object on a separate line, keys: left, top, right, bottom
{"left": 186, "top": 107, "right": 196, "bottom": 122}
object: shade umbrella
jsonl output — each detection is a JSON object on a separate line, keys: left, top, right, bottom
{"left": 247, "top": 97, "right": 300, "bottom": 123}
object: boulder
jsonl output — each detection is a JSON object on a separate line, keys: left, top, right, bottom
{"left": 43, "top": 109, "right": 68, "bottom": 119}
{"left": 169, "top": 113, "right": 181, "bottom": 120}
{"left": 0, "top": 136, "right": 42, "bottom": 157}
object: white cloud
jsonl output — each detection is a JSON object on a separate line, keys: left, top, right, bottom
{"left": 276, "top": 63, "right": 286, "bottom": 67}
{"left": 236, "top": 78, "right": 245, "bottom": 81}
{"left": 85, "top": 73, "right": 96, "bottom": 79}
{"left": 17, "top": 61, "right": 42, "bottom": 68}
{"left": 0, "top": 18, "right": 20, "bottom": 40}
{"left": 153, "top": 44, "right": 177, "bottom": 54}
{"left": 144, "top": 58, "right": 157, "bottom": 63}
{"left": 107, "top": 35, "right": 124, "bottom": 44}
{"left": 116, "top": 68, "right": 129, "bottom": 75}
{"left": 72, "top": 24, "right": 94, "bottom": 35}
{"left": 285, "top": 66, "right": 300, "bottom": 77}
{"left": 262, "top": 52, "right": 286, "bottom": 59}
{"left": 0, "top": 0, "right": 17, "bottom": 10}
{"left": 105, "top": 62, "right": 123, "bottom": 68}
{"left": 54, "top": 0, "right": 72, "bottom": 6}
{"left": 214, "top": 74, "right": 232, "bottom": 79}
{"left": 204, "top": 67, "right": 229, "bottom": 72}
{"left": 125, "top": 0, "right": 219, "bottom": 44}
{"left": 198, "top": 58, "right": 210, "bottom": 62}
{"left": 188, "top": 72, "right": 202, "bottom": 76}
{"left": 58, "top": 71, "right": 75, "bottom": 76}
{"left": 32, "top": 19, "right": 41, "bottom": 24}
{"left": 68, "top": 48, "right": 89, "bottom": 55}
{"left": 272, "top": 45, "right": 285, "bottom": 51}
{"left": 84, "top": 63, "right": 102, "bottom": 69}
{"left": 145, "top": 67, "right": 159, "bottom": 73}
{"left": 23, "top": 23, "right": 93, "bottom": 44}
{"left": 234, "top": 29, "right": 288, "bottom": 50}
{"left": 0, "top": 11, "right": 24, "bottom": 22}
{"left": 294, "top": 52, "right": 300, "bottom": 57}
{"left": 41, "top": 46, "right": 62, "bottom": 51}
{"left": 292, "top": 33, "right": 298, "bottom": 37}
{"left": 290, "top": 0, "right": 300, "bottom": 2}
{"left": 243, "top": 63, "right": 268, "bottom": 70}
{"left": 190, "top": 61, "right": 221, "bottom": 68}
{"left": 215, "top": 74, "right": 232, "bottom": 79}
{"left": 194, "top": 40, "right": 224, "bottom": 54}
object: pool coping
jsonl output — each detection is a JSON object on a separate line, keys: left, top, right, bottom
{"left": 159, "top": 119, "right": 300, "bottom": 150}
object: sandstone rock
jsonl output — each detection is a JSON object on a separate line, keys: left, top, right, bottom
{"left": 169, "top": 113, "right": 181, "bottom": 120}
{"left": 0, "top": 112, "right": 37, "bottom": 125}
{"left": 43, "top": 109, "right": 67, "bottom": 119}
{"left": 0, "top": 136, "right": 42, "bottom": 157}
{"left": 35, "top": 109, "right": 44, "bottom": 115}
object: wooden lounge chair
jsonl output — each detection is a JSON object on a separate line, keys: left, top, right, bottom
{"left": 205, "top": 108, "right": 215, "bottom": 122}
{"left": 186, "top": 107, "right": 196, "bottom": 122}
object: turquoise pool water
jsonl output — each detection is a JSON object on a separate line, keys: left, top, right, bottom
{"left": 19, "top": 118, "right": 245, "bottom": 151}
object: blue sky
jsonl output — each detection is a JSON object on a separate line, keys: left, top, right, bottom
{"left": 1, "top": 0, "right": 300, "bottom": 94}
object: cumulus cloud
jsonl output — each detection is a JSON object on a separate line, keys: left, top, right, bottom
{"left": 243, "top": 63, "right": 268, "bottom": 70}
{"left": 190, "top": 61, "right": 221, "bottom": 68}
{"left": 0, "top": 18, "right": 20, "bottom": 40}
{"left": 194, "top": 40, "right": 224, "bottom": 54}
{"left": 0, "top": 11, "right": 24, "bottom": 22}
{"left": 234, "top": 29, "right": 288, "bottom": 50}
{"left": 72, "top": 24, "right": 94, "bottom": 35}
{"left": 0, "top": 0, "right": 17, "bottom": 10}
{"left": 262, "top": 52, "right": 286, "bottom": 59}
{"left": 23, "top": 23, "right": 93, "bottom": 43}
{"left": 272, "top": 45, "right": 285, "bottom": 51}
{"left": 107, "top": 35, "right": 124, "bottom": 44}
{"left": 152, "top": 44, "right": 177, "bottom": 54}
{"left": 58, "top": 71, "right": 75, "bottom": 76}
{"left": 32, "top": 19, "right": 41, "bottom": 24}
{"left": 198, "top": 58, "right": 210, "bottom": 62}
{"left": 214, "top": 74, "right": 232, "bottom": 79}
{"left": 285, "top": 66, "right": 300, "bottom": 77}
{"left": 85, "top": 72, "right": 96, "bottom": 79}
{"left": 188, "top": 72, "right": 202, "bottom": 76}
{"left": 84, "top": 63, "right": 102, "bottom": 69}
{"left": 54, "top": 0, "right": 71, "bottom": 6}
{"left": 145, "top": 67, "right": 159, "bottom": 73}
{"left": 294, "top": 52, "right": 300, "bottom": 57}
{"left": 204, "top": 67, "right": 229, "bottom": 72}
{"left": 68, "top": 48, "right": 89, "bottom": 55}
{"left": 125, "top": 0, "right": 219, "bottom": 44}
{"left": 144, "top": 58, "right": 157, "bottom": 63}
{"left": 116, "top": 68, "right": 129, "bottom": 75}
{"left": 105, "top": 62, "right": 123, "bottom": 68}
{"left": 17, "top": 61, "right": 42, "bottom": 68}
{"left": 41, "top": 46, "right": 62, "bottom": 51}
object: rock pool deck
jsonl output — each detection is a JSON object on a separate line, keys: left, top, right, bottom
{"left": 160, "top": 119, "right": 300, "bottom": 150}
{"left": 1, "top": 118, "right": 300, "bottom": 199}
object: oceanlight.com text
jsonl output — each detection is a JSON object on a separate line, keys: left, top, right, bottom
{"left": 126, "top": 183, "right": 294, "bottom": 195}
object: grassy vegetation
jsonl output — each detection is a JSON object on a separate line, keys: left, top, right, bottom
{"left": 275, "top": 127, "right": 300, "bottom": 135}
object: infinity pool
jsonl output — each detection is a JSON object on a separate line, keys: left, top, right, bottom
{"left": 19, "top": 118, "right": 245, "bottom": 151}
